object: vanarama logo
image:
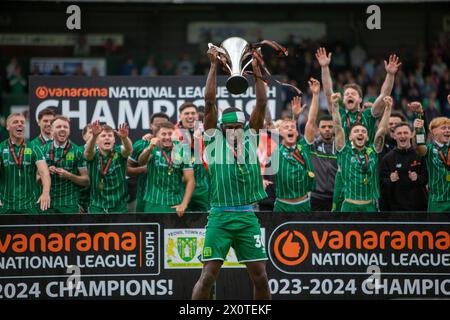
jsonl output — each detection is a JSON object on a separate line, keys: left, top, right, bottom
{"left": 0, "top": 231, "right": 137, "bottom": 253}
{"left": 273, "top": 230, "right": 309, "bottom": 266}
{"left": 269, "top": 222, "right": 450, "bottom": 269}
{"left": 35, "top": 86, "right": 108, "bottom": 99}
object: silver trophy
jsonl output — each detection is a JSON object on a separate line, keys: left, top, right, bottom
{"left": 208, "top": 37, "right": 254, "bottom": 95}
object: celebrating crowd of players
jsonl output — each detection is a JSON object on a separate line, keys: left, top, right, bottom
{"left": 0, "top": 47, "right": 449, "bottom": 217}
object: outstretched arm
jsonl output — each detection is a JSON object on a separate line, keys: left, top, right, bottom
{"left": 304, "top": 78, "right": 320, "bottom": 144}
{"left": 204, "top": 47, "right": 219, "bottom": 131}
{"left": 330, "top": 92, "right": 345, "bottom": 151}
{"left": 374, "top": 96, "right": 393, "bottom": 153}
{"left": 115, "top": 123, "right": 133, "bottom": 158}
{"left": 249, "top": 54, "right": 267, "bottom": 131}
{"left": 84, "top": 120, "right": 102, "bottom": 161}
{"left": 372, "top": 54, "right": 401, "bottom": 117}
{"left": 315, "top": 47, "right": 333, "bottom": 112}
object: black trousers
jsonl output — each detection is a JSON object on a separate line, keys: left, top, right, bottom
{"left": 310, "top": 195, "right": 333, "bottom": 212}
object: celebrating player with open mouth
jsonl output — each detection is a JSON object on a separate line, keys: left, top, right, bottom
{"left": 138, "top": 121, "right": 195, "bottom": 216}
{"left": 272, "top": 78, "right": 320, "bottom": 212}
{"left": 42, "top": 115, "right": 89, "bottom": 213}
{"left": 0, "top": 113, "right": 51, "bottom": 213}
{"left": 331, "top": 94, "right": 392, "bottom": 212}
{"left": 84, "top": 121, "right": 133, "bottom": 213}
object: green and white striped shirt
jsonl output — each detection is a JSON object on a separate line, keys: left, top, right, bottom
{"left": 274, "top": 137, "right": 315, "bottom": 199}
{"left": 0, "top": 139, "right": 45, "bottom": 210}
{"left": 340, "top": 106, "right": 378, "bottom": 144}
{"left": 338, "top": 142, "right": 379, "bottom": 201}
{"left": 43, "top": 140, "right": 86, "bottom": 208}
{"left": 87, "top": 145, "right": 128, "bottom": 209}
{"left": 144, "top": 142, "right": 193, "bottom": 205}
{"left": 425, "top": 142, "right": 450, "bottom": 202}
{"left": 30, "top": 134, "right": 52, "bottom": 149}
{"left": 129, "top": 139, "right": 150, "bottom": 205}
{"left": 203, "top": 126, "right": 267, "bottom": 207}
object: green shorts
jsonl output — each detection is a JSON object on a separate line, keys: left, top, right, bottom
{"left": 45, "top": 205, "right": 80, "bottom": 214}
{"left": 332, "top": 171, "right": 344, "bottom": 212}
{"left": 144, "top": 202, "right": 176, "bottom": 213}
{"left": 341, "top": 200, "right": 378, "bottom": 212}
{"left": 201, "top": 207, "right": 267, "bottom": 263}
{"left": 428, "top": 200, "right": 450, "bottom": 212}
{"left": 88, "top": 204, "right": 128, "bottom": 214}
{"left": 187, "top": 188, "right": 210, "bottom": 212}
{"left": 274, "top": 198, "right": 311, "bottom": 212}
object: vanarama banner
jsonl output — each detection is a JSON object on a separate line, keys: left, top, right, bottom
{"left": 0, "top": 213, "right": 448, "bottom": 299}
{"left": 29, "top": 76, "right": 284, "bottom": 145}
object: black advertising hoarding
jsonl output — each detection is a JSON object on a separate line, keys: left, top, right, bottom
{"left": 28, "top": 76, "right": 284, "bottom": 145}
{"left": 0, "top": 213, "right": 448, "bottom": 299}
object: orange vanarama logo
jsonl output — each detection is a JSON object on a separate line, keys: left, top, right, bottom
{"left": 271, "top": 226, "right": 450, "bottom": 267}
{"left": 0, "top": 231, "right": 137, "bottom": 253}
{"left": 273, "top": 230, "right": 309, "bottom": 266}
{"left": 35, "top": 86, "right": 108, "bottom": 99}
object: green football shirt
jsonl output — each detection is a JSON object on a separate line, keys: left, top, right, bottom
{"left": 273, "top": 137, "right": 315, "bottom": 199}
{"left": 425, "top": 142, "right": 450, "bottom": 202}
{"left": 340, "top": 106, "right": 378, "bottom": 144}
{"left": 129, "top": 139, "right": 150, "bottom": 206}
{"left": 86, "top": 145, "right": 128, "bottom": 209}
{"left": 144, "top": 142, "right": 193, "bottom": 206}
{"left": 43, "top": 141, "right": 86, "bottom": 208}
{"left": 337, "top": 142, "right": 379, "bottom": 201}
{"left": 0, "top": 139, "right": 45, "bottom": 210}
{"left": 30, "top": 134, "right": 52, "bottom": 149}
{"left": 203, "top": 126, "right": 267, "bottom": 207}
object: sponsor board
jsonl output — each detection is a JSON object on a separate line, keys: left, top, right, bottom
{"left": 0, "top": 213, "right": 448, "bottom": 299}
{"left": 29, "top": 76, "right": 283, "bottom": 145}
{"left": 264, "top": 216, "right": 450, "bottom": 299}
{"left": 164, "top": 228, "right": 266, "bottom": 269}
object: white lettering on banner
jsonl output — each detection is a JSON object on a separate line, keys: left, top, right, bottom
{"left": 35, "top": 100, "right": 59, "bottom": 122}
{"left": 118, "top": 100, "right": 150, "bottom": 129}
{"left": 91, "top": 100, "right": 115, "bottom": 128}
{"left": 0, "top": 254, "right": 137, "bottom": 269}
{"left": 109, "top": 86, "right": 177, "bottom": 99}
{"left": 62, "top": 100, "right": 87, "bottom": 129}
{"left": 311, "top": 253, "right": 450, "bottom": 267}
{"left": 178, "top": 87, "right": 205, "bottom": 99}
{"left": 45, "top": 279, "right": 173, "bottom": 298}
{"left": 362, "top": 278, "right": 450, "bottom": 296}
{"left": 152, "top": 100, "right": 175, "bottom": 117}
{"left": 145, "top": 232, "right": 156, "bottom": 268}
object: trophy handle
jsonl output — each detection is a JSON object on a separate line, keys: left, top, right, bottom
{"left": 241, "top": 58, "right": 253, "bottom": 76}
{"left": 208, "top": 43, "right": 233, "bottom": 74}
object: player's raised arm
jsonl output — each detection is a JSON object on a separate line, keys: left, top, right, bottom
{"left": 84, "top": 120, "right": 102, "bottom": 161}
{"left": 204, "top": 47, "right": 219, "bottom": 131}
{"left": 372, "top": 54, "right": 402, "bottom": 117}
{"left": 249, "top": 53, "right": 267, "bottom": 131}
{"left": 374, "top": 96, "right": 393, "bottom": 153}
{"left": 138, "top": 137, "right": 159, "bottom": 166}
{"left": 304, "top": 78, "right": 320, "bottom": 144}
{"left": 330, "top": 92, "right": 345, "bottom": 151}
{"left": 115, "top": 122, "right": 133, "bottom": 158}
{"left": 315, "top": 47, "right": 333, "bottom": 111}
